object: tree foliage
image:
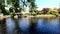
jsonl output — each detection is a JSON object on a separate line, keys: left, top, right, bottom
{"left": 42, "top": 8, "right": 49, "bottom": 14}
{"left": 27, "top": 0, "right": 36, "bottom": 12}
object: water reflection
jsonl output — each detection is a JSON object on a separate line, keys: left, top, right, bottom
{"left": 6, "top": 18, "right": 15, "bottom": 34}
{"left": 29, "top": 18, "right": 38, "bottom": 34}
{"left": 0, "top": 17, "right": 60, "bottom": 34}
{"left": 0, "top": 19, "right": 6, "bottom": 34}
{"left": 36, "top": 18, "right": 59, "bottom": 34}
{"left": 58, "top": 18, "right": 60, "bottom": 33}
{"left": 18, "top": 18, "right": 30, "bottom": 34}
{"left": 14, "top": 18, "right": 21, "bottom": 34}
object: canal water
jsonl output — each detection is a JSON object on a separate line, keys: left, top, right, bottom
{"left": 0, "top": 17, "right": 60, "bottom": 34}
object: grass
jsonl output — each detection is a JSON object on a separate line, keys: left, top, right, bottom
{"left": 0, "top": 12, "right": 59, "bottom": 19}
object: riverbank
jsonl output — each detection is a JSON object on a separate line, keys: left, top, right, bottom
{"left": 0, "top": 14, "right": 58, "bottom": 19}
{"left": 0, "top": 15, "right": 11, "bottom": 19}
{"left": 28, "top": 15, "right": 56, "bottom": 18}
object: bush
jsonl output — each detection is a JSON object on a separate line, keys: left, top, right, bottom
{"left": 36, "top": 12, "right": 41, "bottom": 15}
{"left": 30, "top": 11, "right": 36, "bottom": 16}
{"left": 48, "top": 10, "right": 58, "bottom": 15}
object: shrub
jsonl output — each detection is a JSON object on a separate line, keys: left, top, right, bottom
{"left": 42, "top": 8, "right": 49, "bottom": 14}
{"left": 48, "top": 10, "right": 58, "bottom": 15}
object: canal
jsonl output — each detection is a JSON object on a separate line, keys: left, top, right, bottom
{"left": 0, "top": 17, "right": 60, "bottom": 34}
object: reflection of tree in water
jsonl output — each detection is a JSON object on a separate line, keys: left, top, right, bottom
{"left": 43, "top": 18, "right": 54, "bottom": 24}
{"left": 13, "top": 18, "right": 21, "bottom": 34}
{"left": 29, "top": 17, "right": 38, "bottom": 34}
{"left": 58, "top": 18, "right": 60, "bottom": 33}
{"left": 43, "top": 18, "right": 49, "bottom": 24}
{"left": 0, "top": 18, "right": 6, "bottom": 34}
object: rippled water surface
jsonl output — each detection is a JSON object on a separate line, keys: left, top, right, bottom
{"left": 0, "top": 17, "right": 60, "bottom": 34}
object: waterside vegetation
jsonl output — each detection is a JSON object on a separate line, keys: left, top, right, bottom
{"left": 0, "top": 0, "right": 60, "bottom": 19}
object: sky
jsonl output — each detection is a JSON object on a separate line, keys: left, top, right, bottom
{"left": 35, "top": 0, "right": 60, "bottom": 10}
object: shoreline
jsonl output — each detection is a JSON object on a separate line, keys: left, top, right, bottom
{"left": 0, "top": 14, "right": 59, "bottom": 19}
{"left": 28, "top": 15, "right": 56, "bottom": 18}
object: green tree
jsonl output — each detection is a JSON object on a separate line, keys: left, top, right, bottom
{"left": 48, "top": 8, "right": 58, "bottom": 15}
{"left": 0, "top": 0, "right": 8, "bottom": 15}
{"left": 20, "top": 0, "right": 27, "bottom": 12}
{"left": 7, "top": 0, "right": 20, "bottom": 13}
{"left": 27, "top": 0, "right": 36, "bottom": 13}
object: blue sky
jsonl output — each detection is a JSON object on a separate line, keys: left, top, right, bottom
{"left": 35, "top": 0, "right": 60, "bottom": 10}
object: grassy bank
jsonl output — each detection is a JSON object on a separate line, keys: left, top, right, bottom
{"left": 28, "top": 14, "right": 56, "bottom": 18}
{"left": 0, "top": 13, "right": 59, "bottom": 19}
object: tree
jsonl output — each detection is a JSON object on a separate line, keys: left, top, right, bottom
{"left": 20, "top": 0, "right": 27, "bottom": 12}
{"left": 48, "top": 8, "right": 58, "bottom": 15}
{"left": 0, "top": 0, "right": 8, "bottom": 15}
{"left": 27, "top": 0, "right": 36, "bottom": 13}
{"left": 42, "top": 8, "right": 49, "bottom": 14}
{"left": 7, "top": 0, "right": 20, "bottom": 13}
